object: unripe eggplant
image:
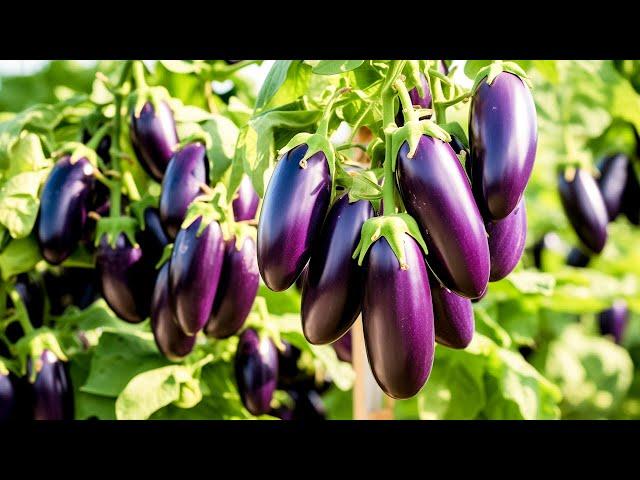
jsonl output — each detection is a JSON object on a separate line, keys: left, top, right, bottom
{"left": 234, "top": 329, "right": 278, "bottom": 416}
{"left": 137, "top": 207, "right": 170, "bottom": 268}
{"left": 130, "top": 100, "right": 179, "bottom": 181}
{"left": 205, "top": 235, "right": 259, "bottom": 339}
{"left": 159, "top": 142, "right": 209, "bottom": 239}
{"left": 37, "top": 156, "right": 95, "bottom": 265}
{"left": 26, "top": 350, "right": 74, "bottom": 420}
{"left": 596, "top": 153, "right": 629, "bottom": 221}
{"left": 395, "top": 73, "right": 432, "bottom": 127}
{"left": 566, "top": 247, "right": 591, "bottom": 268}
{"left": 396, "top": 136, "right": 490, "bottom": 299}
{"left": 429, "top": 275, "right": 474, "bottom": 349}
{"left": 232, "top": 175, "right": 259, "bottom": 221}
{"left": 362, "top": 236, "right": 435, "bottom": 399}
{"left": 302, "top": 195, "right": 373, "bottom": 345}
{"left": 558, "top": 168, "right": 608, "bottom": 254}
{"left": 598, "top": 300, "right": 628, "bottom": 345}
{"left": 486, "top": 198, "right": 527, "bottom": 281}
{"left": 96, "top": 233, "right": 153, "bottom": 323}
{"left": 332, "top": 331, "right": 352, "bottom": 363}
{"left": 151, "top": 263, "right": 196, "bottom": 361}
{"left": 622, "top": 161, "right": 640, "bottom": 225}
{"left": 469, "top": 72, "right": 537, "bottom": 220}
{"left": 0, "top": 372, "right": 17, "bottom": 421}
{"left": 169, "top": 217, "right": 225, "bottom": 336}
{"left": 257, "top": 144, "right": 331, "bottom": 291}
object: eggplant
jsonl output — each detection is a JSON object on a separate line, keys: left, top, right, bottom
{"left": 362, "top": 235, "right": 435, "bottom": 399}
{"left": 130, "top": 100, "right": 179, "bottom": 181}
{"left": 532, "top": 232, "right": 567, "bottom": 270}
{"left": 137, "top": 207, "right": 170, "bottom": 268}
{"left": 469, "top": 72, "right": 538, "bottom": 220}
{"left": 169, "top": 217, "right": 225, "bottom": 336}
{"left": 159, "top": 142, "right": 209, "bottom": 239}
{"left": 294, "top": 265, "right": 308, "bottom": 292}
{"left": 232, "top": 175, "right": 259, "bottom": 221}
{"left": 205, "top": 235, "right": 259, "bottom": 339}
{"left": 257, "top": 144, "right": 331, "bottom": 291}
{"left": 598, "top": 300, "right": 628, "bottom": 345}
{"left": 622, "top": 161, "right": 640, "bottom": 225}
{"left": 332, "top": 331, "right": 352, "bottom": 363}
{"left": 277, "top": 341, "right": 303, "bottom": 388}
{"left": 37, "top": 156, "right": 95, "bottom": 265}
{"left": 558, "top": 167, "right": 608, "bottom": 254}
{"left": 151, "top": 263, "right": 196, "bottom": 361}
{"left": 596, "top": 153, "right": 629, "bottom": 221}
{"left": 26, "top": 350, "right": 74, "bottom": 420}
{"left": 43, "top": 267, "right": 100, "bottom": 316}
{"left": 96, "top": 233, "right": 153, "bottom": 323}
{"left": 486, "top": 198, "right": 527, "bottom": 281}
{"left": 396, "top": 136, "right": 490, "bottom": 299}
{"left": 429, "top": 275, "right": 474, "bottom": 349}
{"left": 234, "top": 328, "right": 278, "bottom": 416}
{"left": 395, "top": 73, "right": 432, "bottom": 127}
{"left": 82, "top": 129, "right": 112, "bottom": 164}
{"left": 566, "top": 247, "right": 591, "bottom": 268}
{"left": 301, "top": 195, "right": 373, "bottom": 345}
{"left": 0, "top": 372, "right": 17, "bottom": 421}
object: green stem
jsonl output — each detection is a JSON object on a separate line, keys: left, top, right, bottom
{"left": 8, "top": 289, "right": 33, "bottom": 335}
{"left": 336, "top": 143, "right": 367, "bottom": 152}
{"left": 109, "top": 61, "right": 133, "bottom": 218}
{"left": 394, "top": 78, "right": 419, "bottom": 124}
{"left": 122, "top": 171, "right": 141, "bottom": 201}
{"left": 436, "top": 91, "right": 472, "bottom": 109}
{"left": 86, "top": 122, "right": 112, "bottom": 151}
{"left": 316, "top": 87, "right": 348, "bottom": 138}
{"left": 132, "top": 61, "right": 147, "bottom": 89}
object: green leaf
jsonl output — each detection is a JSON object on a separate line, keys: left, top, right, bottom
{"left": 0, "top": 235, "right": 42, "bottom": 280}
{"left": 159, "top": 60, "right": 201, "bottom": 74}
{"left": 6, "top": 132, "right": 50, "bottom": 177}
{"left": 312, "top": 60, "right": 364, "bottom": 75}
{"left": 0, "top": 170, "right": 48, "bottom": 238}
{"left": 255, "top": 60, "right": 294, "bottom": 110}
{"left": 69, "top": 350, "right": 116, "bottom": 420}
{"left": 201, "top": 114, "right": 239, "bottom": 184}
{"left": 496, "top": 298, "right": 540, "bottom": 347}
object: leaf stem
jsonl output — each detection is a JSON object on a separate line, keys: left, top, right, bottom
{"left": 109, "top": 61, "right": 133, "bottom": 218}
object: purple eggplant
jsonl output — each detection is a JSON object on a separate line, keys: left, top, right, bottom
{"left": 566, "top": 247, "right": 591, "bottom": 268}
{"left": 205, "top": 235, "right": 259, "bottom": 339}
{"left": 43, "top": 267, "right": 100, "bottom": 316}
{"left": 396, "top": 136, "right": 490, "bottom": 299}
{"left": 429, "top": 275, "right": 474, "bottom": 349}
{"left": 0, "top": 371, "right": 17, "bottom": 421}
{"left": 232, "top": 175, "right": 259, "bottom": 221}
{"left": 234, "top": 328, "right": 278, "bottom": 416}
{"left": 598, "top": 300, "right": 628, "bottom": 344}
{"left": 622, "top": 161, "right": 640, "bottom": 225}
{"left": 486, "top": 198, "right": 527, "bottom": 282}
{"left": 294, "top": 265, "right": 308, "bottom": 292}
{"left": 277, "top": 341, "right": 303, "bottom": 388}
{"left": 301, "top": 195, "right": 373, "bottom": 345}
{"left": 362, "top": 235, "right": 435, "bottom": 399}
{"left": 96, "top": 233, "right": 153, "bottom": 323}
{"left": 151, "top": 263, "right": 196, "bottom": 361}
{"left": 130, "top": 100, "right": 179, "bottom": 181}
{"left": 159, "top": 142, "right": 209, "bottom": 239}
{"left": 596, "top": 153, "right": 629, "bottom": 221}
{"left": 558, "top": 168, "right": 608, "bottom": 254}
{"left": 82, "top": 129, "right": 112, "bottom": 164}
{"left": 26, "top": 350, "right": 74, "bottom": 420}
{"left": 169, "top": 217, "right": 225, "bottom": 336}
{"left": 332, "top": 331, "right": 352, "bottom": 363}
{"left": 37, "top": 156, "right": 95, "bottom": 265}
{"left": 138, "top": 207, "right": 170, "bottom": 268}
{"left": 395, "top": 73, "right": 432, "bottom": 127}
{"left": 469, "top": 72, "right": 537, "bottom": 220}
{"left": 257, "top": 144, "right": 331, "bottom": 292}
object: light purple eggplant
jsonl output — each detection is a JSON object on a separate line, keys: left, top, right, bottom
{"left": 598, "top": 300, "right": 629, "bottom": 345}
{"left": 232, "top": 175, "right": 259, "bottom": 221}
{"left": 486, "top": 198, "right": 527, "bottom": 281}
{"left": 429, "top": 275, "right": 474, "bottom": 349}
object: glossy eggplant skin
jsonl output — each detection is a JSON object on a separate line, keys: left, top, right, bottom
{"left": 37, "top": 156, "right": 95, "bottom": 265}
{"left": 362, "top": 236, "right": 435, "bottom": 399}
{"left": 566, "top": 247, "right": 591, "bottom": 268}
{"left": 622, "top": 161, "right": 640, "bottom": 225}
{"left": 96, "top": 233, "right": 153, "bottom": 323}
{"left": 597, "top": 153, "right": 629, "bottom": 221}
{"left": 130, "top": 100, "right": 179, "bottom": 182}
{"left": 138, "top": 207, "right": 170, "bottom": 268}
{"left": 0, "top": 372, "right": 17, "bottom": 421}
{"left": 151, "top": 263, "right": 195, "bottom": 361}
{"left": 395, "top": 73, "right": 432, "bottom": 127}
{"left": 169, "top": 217, "right": 225, "bottom": 336}
{"left": 234, "top": 329, "right": 278, "bottom": 416}
{"left": 232, "top": 175, "right": 259, "bottom": 221}
{"left": 486, "top": 198, "right": 527, "bottom": 282}
{"left": 301, "top": 195, "right": 373, "bottom": 345}
{"left": 469, "top": 72, "right": 538, "bottom": 220}
{"left": 558, "top": 168, "right": 608, "bottom": 254}
{"left": 396, "top": 136, "right": 490, "bottom": 299}
{"left": 26, "top": 350, "right": 74, "bottom": 420}
{"left": 257, "top": 144, "right": 331, "bottom": 292}
{"left": 332, "top": 331, "right": 352, "bottom": 363}
{"left": 205, "top": 236, "right": 259, "bottom": 339}
{"left": 598, "top": 300, "right": 628, "bottom": 345}
{"left": 159, "top": 142, "right": 209, "bottom": 239}
{"left": 429, "top": 275, "right": 474, "bottom": 349}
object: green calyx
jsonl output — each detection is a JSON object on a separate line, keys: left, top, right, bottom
{"left": 406, "top": 60, "right": 426, "bottom": 99}
{"left": 95, "top": 216, "right": 139, "bottom": 249}
{"left": 14, "top": 328, "right": 68, "bottom": 381}
{"left": 242, "top": 297, "right": 286, "bottom": 352}
{"left": 156, "top": 243, "right": 174, "bottom": 270}
{"left": 228, "top": 221, "right": 257, "bottom": 252}
{"left": 175, "top": 131, "right": 212, "bottom": 153}
{"left": 472, "top": 60, "right": 532, "bottom": 92}
{"left": 181, "top": 183, "right": 229, "bottom": 238}
{"left": 352, "top": 213, "right": 428, "bottom": 269}
{"left": 55, "top": 142, "right": 98, "bottom": 169}
{"left": 129, "top": 85, "right": 172, "bottom": 119}
{"left": 128, "top": 193, "right": 159, "bottom": 231}
{"left": 390, "top": 119, "right": 452, "bottom": 171}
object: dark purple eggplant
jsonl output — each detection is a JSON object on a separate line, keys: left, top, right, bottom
{"left": 332, "top": 331, "right": 352, "bottom": 363}
{"left": 37, "top": 156, "right": 95, "bottom": 265}
{"left": 277, "top": 341, "right": 303, "bottom": 388}
{"left": 234, "top": 328, "right": 278, "bottom": 416}
{"left": 26, "top": 350, "right": 74, "bottom": 420}
{"left": 232, "top": 175, "right": 259, "bottom": 221}
{"left": 558, "top": 167, "right": 608, "bottom": 254}
{"left": 429, "top": 275, "right": 474, "bottom": 349}
{"left": 287, "top": 389, "right": 327, "bottom": 420}
{"left": 0, "top": 371, "right": 17, "bottom": 421}
{"left": 96, "top": 233, "right": 153, "bottom": 323}
{"left": 151, "top": 263, "right": 196, "bottom": 361}
{"left": 257, "top": 144, "right": 331, "bottom": 292}
{"left": 596, "top": 153, "right": 629, "bottom": 221}
{"left": 362, "top": 235, "right": 435, "bottom": 399}
{"left": 486, "top": 198, "right": 527, "bottom": 282}
{"left": 159, "top": 142, "right": 209, "bottom": 239}
{"left": 82, "top": 129, "right": 112, "bottom": 164}
{"left": 205, "top": 235, "right": 259, "bottom": 339}
{"left": 137, "top": 207, "right": 170, "bottom": 268}
{"left": 395, "top": 73, "right": 432, "bottom": 127}
{"left": 469, "top": 72, "right": 537, "bottom": 220}
{"left": 130, "top": 100, "right": 179, "bottom": 181}
{"left": 622, "top": 161, "right": 640, "bottom": 225}
{"left": 169, "top": 217, "right": 225, "bottom": 336}
{"left": 566, "top": 247, "right": 591, "bottom": 268}
{"left": 396, "top": 136, "right": 490, "bottom": 299}
{"left": 598, "top": 300, "right": 628, "bottom": 345}
{"left": 301, "top": 195, "right": 373, "bottom": 345}
{"left": 43, "top": 268, "right": 100, "bottom": 316}
{"left": 294, "top": 265, "right": 308, "bottom": 292}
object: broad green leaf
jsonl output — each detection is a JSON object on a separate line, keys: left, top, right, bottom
{"left": 0, "top": 235, "right": 42, "bottom": 280}
{"left": 312, "top": 60, "right": 364, "bottom": 75}
{"left": 201, "top": 114, "right": 239, "bottom": 184}
{"left": 6, "top": 131, "right": 50, "bottom": 176}
{"left": 0, "top": 170, "right": 48, "bottom": 238}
